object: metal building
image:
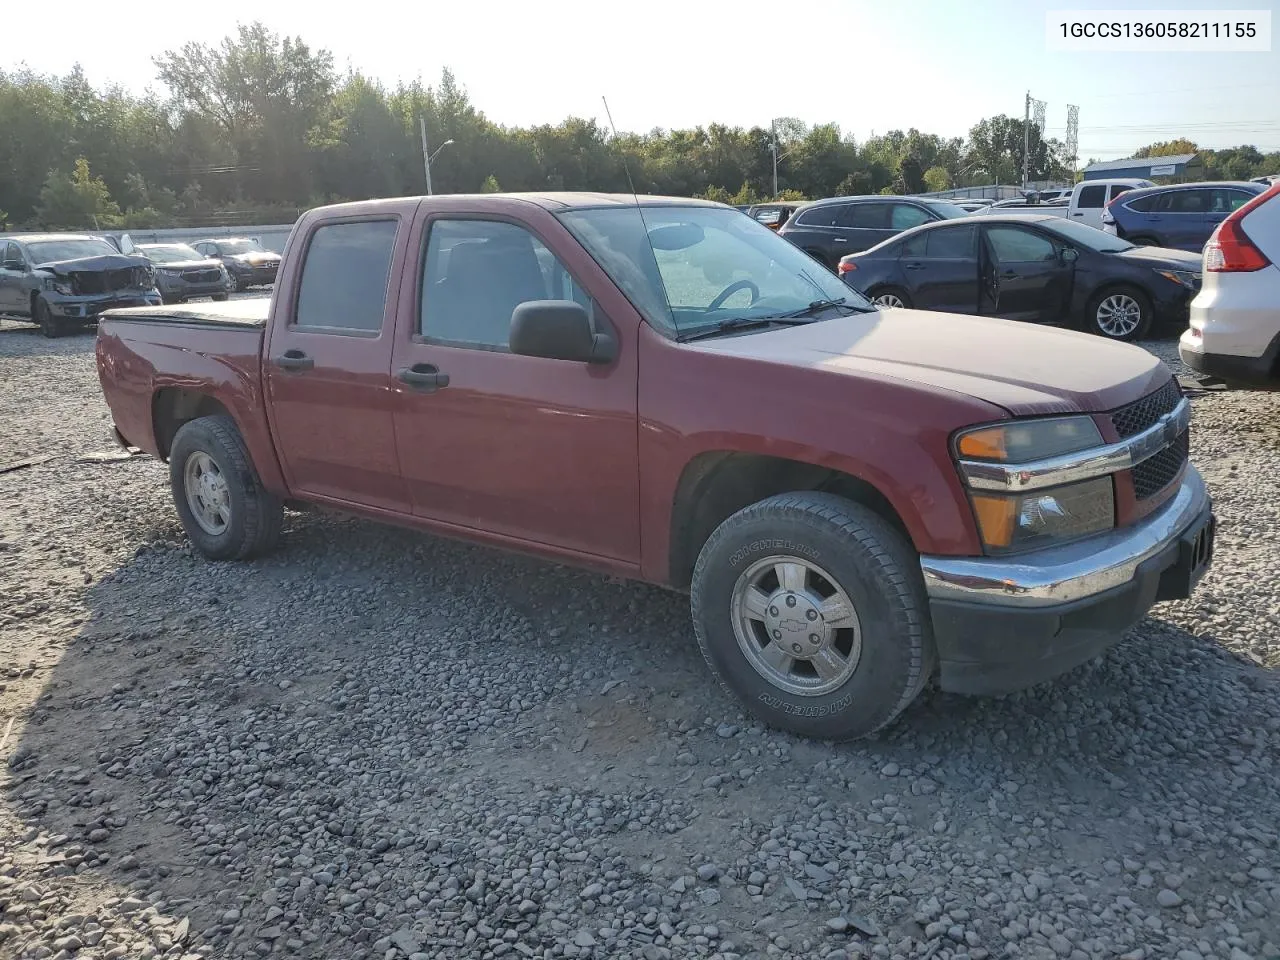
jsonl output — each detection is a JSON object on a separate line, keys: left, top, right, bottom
{"left": 1080, "top": 153, "right": 1199, "bottom": 181}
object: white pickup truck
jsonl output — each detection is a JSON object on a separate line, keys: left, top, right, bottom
{"left": 975, "top": 179, "right": 1154, "bottom": 230}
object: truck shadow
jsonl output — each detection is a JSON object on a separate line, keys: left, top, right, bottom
{"left": 6, "top": 507, "right": 1278, "bottom": 957}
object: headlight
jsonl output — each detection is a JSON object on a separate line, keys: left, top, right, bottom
{"left": 42, "top": 276, "right": 73, "bottom": 295}
{"left": 158, "top": 267, "right": 181, "bottom": 277}
{"left": 1155, "top": 269, "right": 1200, "bottom": 290}
{"left": 955, "top": 415, "right": 1102, "bottom": 462}
{"left": 954, "top": 416, "right": 1114, "bottom": 554}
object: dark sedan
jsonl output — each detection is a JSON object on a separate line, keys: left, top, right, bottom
{"left": 136, "top": 243, "right": 233, "bottom": 304}
{"left": 1100, "top": 181, "right": 1266, "bottom": 252}
{"left": 836, "top": 215, "right": 1202, "bottom": 341}
{"left": 778, "top": 195, "right": 967, "bottom": 269}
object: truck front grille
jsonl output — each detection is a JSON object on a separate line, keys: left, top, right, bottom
{"left": 1133, "top": 430, "right": 1189, "bottom": 500}
{"left": 1110, "top": 378, "right": 1181, "bottom": 439}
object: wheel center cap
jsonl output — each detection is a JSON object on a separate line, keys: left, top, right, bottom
{"left": 763, "top": 592, "right": 825, "bottom": 657}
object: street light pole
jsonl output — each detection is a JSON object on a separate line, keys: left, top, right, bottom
{"left": 419, "top": 116, "right": 433, "bottom": 195}
{"left": 771, "top": 119, "right": 779, "bottom": 199}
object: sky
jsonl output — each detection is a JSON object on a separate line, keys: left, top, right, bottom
{"left": 16, "top": 0, "right": 1280, "bottom": 161}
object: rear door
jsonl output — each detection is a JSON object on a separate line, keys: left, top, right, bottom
{"left": 389, "top": 206, "right": 640, "bottom": 562}
{"left": 1152, "top": 188, "right": 1211, "bottom": 250}
{"left": 784, "top": 202, "right": 853, "bottom": 266}
{"left": 981, "top": 224, "right": 1072, "bottom": 322}
{"left": 838, "top": 201, "right": 891, "bottom": 252}
{"left": 263, "top": 213, "right": 412, "bottom": 513}
{"left": 901, "top": 224, "right": 980, "bottom": 313}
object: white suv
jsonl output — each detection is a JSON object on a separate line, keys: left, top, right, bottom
{"left": 1179, "top": 182, "right": 1280, "bottom": 388}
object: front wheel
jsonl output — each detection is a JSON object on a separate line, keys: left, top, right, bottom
{"left": 1086, "top": 286, "right": 1152, "bottom": 341}
{"left": 34, "top": 297, "right": 64, "bottom": 338}
{"left": 169, "top": 415, "right": 283, "bottom": 560}
{"left": 690, "top": 493, "right": 935, "bottom": 741}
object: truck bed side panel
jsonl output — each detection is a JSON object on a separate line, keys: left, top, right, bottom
{"left": 96, "top": 316, "right": 289, "bottom": 496}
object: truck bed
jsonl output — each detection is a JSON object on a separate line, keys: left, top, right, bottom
{"left": 100, "top": 298, "right": 269, "bottom": 328}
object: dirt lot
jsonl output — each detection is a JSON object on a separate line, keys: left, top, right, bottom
{"left": 2, "top": 313, "right": 1279, "bottom": 960}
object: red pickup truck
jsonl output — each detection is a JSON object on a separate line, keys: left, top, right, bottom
{"left": 95, "top": 193, "right": 1215, "bottom": 741}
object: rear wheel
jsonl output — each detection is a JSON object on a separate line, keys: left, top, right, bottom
{"left": 34, "top": 297, "right": 64, "bottom": 338}
{"left": 690, "top": 492, "right": 935, "bottom": 741}
{"left": 868, "top": 286, "right": 911, "bottom": 309}
{"left": 169, "top": 415, "right": 283, "bottom": 560}
{"left": 1086, "top": 285, "right": 1152, "bottom": 341}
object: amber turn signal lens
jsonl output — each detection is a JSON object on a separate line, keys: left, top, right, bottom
{"left": 969, "top": 495, "right": 1016, "bottom": 548}
{"left": 956, "top": 428, "right": 1007, "bottom": 461}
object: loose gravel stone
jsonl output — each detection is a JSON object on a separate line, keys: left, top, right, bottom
{"left": 1, "top": 321, "right": 1278, "bottom": 959}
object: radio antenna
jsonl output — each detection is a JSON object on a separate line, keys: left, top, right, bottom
{"left": 601, "top": 96, "right": 674, "bottom": 329}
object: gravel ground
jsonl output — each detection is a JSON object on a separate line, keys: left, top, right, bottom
{"left": 2, "top": 309, "right": 1280, "bottom": 960}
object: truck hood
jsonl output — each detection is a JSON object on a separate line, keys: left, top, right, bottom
{"left": 688, "top": 307, "right": 1169, "bottom": 417}
{"left": 35, "top": 253, "right": 153, "bottom": 275}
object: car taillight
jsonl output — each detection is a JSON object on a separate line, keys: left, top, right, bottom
{"left": 837, "top": 261, "right": 856, "bottom": 275}
{"left": 1101, "top": 209, "right": 1115, "bottom": 225}
{"left": 1205, "top": 182, "right": 1280, "bottom": 273}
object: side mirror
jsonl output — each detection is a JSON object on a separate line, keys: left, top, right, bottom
{"left": 2, "top": 259, "right": 23, "bottom": 271}
{"left": 509, "top": 300, "right": 616, "bottom": 364}
{"left": 1060, "top": 246, "right": 1080, "bottom": 264}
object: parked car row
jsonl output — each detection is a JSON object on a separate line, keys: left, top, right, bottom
{"left": 0, "top": 231, "right": 278, "bottom": 336}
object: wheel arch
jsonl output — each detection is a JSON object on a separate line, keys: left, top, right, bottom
{"left": 151, "top": 388, "right": 234, "bottom": 460}
{"left": 667, "top": 451, "right": 914, "bottom": 592}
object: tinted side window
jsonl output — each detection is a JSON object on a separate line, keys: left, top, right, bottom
{"left": 422, "top": 219, "right": 589, "bottom": 350}
{"left": 1108, "top": 185, "right": 1134, "bottom": 202}
{"left": 1124, "top": 194, "right": 1156, "bottom": 212}
{"left": 842, "top": 203, "right": 888, "bottom": 229}
{"left": 900, "top": 234, "right": 927, "bottom": 257}
{"left": 1206, "top": 188, "right": 1254, "bottom": 213}
{"left": 295, "top": 219, "right": 398, "bottom": 332}
{"left": 2, "top": 242, "right": 19, "bottom": 265}
{"left": 1163, "top": 190, "right": 1208, "bottom": 213}
{"left": 1076, "top": 185, "right": 1107, "bottom": 208}
{"left": 890, "top": 204, "right": 933, "bottom": 230}
{"left": 925, "top": 225, "right": 976, "bottom": 258}
{"left": 795, "top": 204, "right": 846, "bottom": 227}
{"left": 986, "top": 226, "right": 1056, "bottom": 262}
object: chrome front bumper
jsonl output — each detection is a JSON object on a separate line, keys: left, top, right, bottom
{"left": 920, "top": 464, "right": 1211, "bottom": 610}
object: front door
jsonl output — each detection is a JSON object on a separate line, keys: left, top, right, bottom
{"left": 0, "top": 242, "right": 27, "bottom": 313}
{"left": 390, "top": 210, "right": 640, "bottom": 562}
{"left": 981, "top": 224, "right": 1072, "bottom": 323}
{"left": 263, "top": 214, "right": 412, "bottom": 513}
{"left": 1072, "top": 183, "right": 1108, "bottom": 229}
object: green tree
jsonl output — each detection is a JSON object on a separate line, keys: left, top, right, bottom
{"left": 923, "top": 165, "right": 951, "bottom": 192}
{"left": 481, "top": 174, "right": 502, "bottom": 192}
{"left": 37, "top": 157, "right": 122, "bottom": 228}
{"left": 1133, "top": 139, "right": 1199, "bottom": 158}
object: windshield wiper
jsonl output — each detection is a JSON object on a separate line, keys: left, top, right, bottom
{"left": 676, "top": 315, "right": 818, "bottom": 343}
{"left": 779, "top": 298, "right": 875, "bottom": 318}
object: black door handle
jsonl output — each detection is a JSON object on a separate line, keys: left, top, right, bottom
{"left": 905, "top": 262, "right": 924, "bottom": 270}
{"left": 1000, "top": 270, "right": 1018, "bottom": 279}
{"left": 275, "top": 349, "right": 313, "bottom": 371}
{"left": 398, "top": 363, "right": 450, "bottom": 392}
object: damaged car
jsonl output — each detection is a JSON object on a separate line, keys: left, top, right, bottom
{"left": 0, "top": 234, "right": 161, "bottom": 337}
{"left": 190, "top": 237, "right": 281, "bottom": 292}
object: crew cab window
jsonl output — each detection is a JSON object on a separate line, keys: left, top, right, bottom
{"left": 421, "top": 219, "right": 590, "bottom": 350}
{"left": 925, "top": 224, "right": 976, "bottom": 258}
{"left": 986, "top": 226, "right": 1056, "bottom": 262}
{"left": 294, "top": 219, "right": 398, "bottom": 333}
{"left": 1076, "top": 185, "right": 1107, "bottom": 208}
{"left": 889, "top": 204, "right": 932, "bottom": 230}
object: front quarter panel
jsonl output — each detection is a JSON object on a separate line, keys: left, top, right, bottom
{"left": 636, "top": 323, "right": 1003, "bottom": 583}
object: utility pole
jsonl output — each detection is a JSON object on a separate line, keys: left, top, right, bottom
{"left": 1022, "top": 91, "right": 1030, "bottom": 189}
{"left": 771, "top": 120, "right": 779, "bottom": 199}
{"left": 419, "top": 116, "right": 433, "bottom": 195}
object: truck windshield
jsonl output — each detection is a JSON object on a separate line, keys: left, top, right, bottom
{"left": 139, "top": 244, "right": 204, "bottom": 263}
{"left": 25, "top": 238, "right": 119, "bottom": 264}
{"left": 557, "top": 205, "right": 869, "bottom": 338}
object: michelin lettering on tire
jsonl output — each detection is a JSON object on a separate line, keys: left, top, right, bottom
{"left": 729, "top": 538, "right": 821, "bottom": 567}
{"left": 757, "top": 692, "right": 854, "bottom": 717}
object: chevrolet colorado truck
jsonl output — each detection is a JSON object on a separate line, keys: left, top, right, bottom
{"left": 94, "top": 193, "right": 1215, "bottom": 740}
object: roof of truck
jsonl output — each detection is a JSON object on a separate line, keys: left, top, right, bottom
{"left": 307, "top": 193, "right": 724, "bottom": 219}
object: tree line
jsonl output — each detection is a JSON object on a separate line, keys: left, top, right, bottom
{"left": 2, "top": 23, "right": 1277, "bottom": 231}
